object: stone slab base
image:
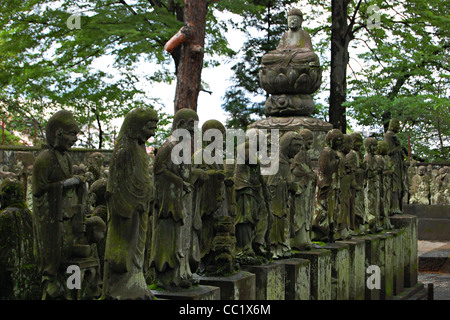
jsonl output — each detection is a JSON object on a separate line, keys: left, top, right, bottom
{"left": 338, "top": 238, "right": 365, "bottom": 300}
{"left": 274, "top": 258, "right": 311, "bottom": 300}
{"left": 242, "top": 263, "right": 286, "bottom": 300}
{"left": 151, "top": 285, "right": 220, "bottom": 300}
{"left": 195, "top": 271, "right": 256, "bottom": 300}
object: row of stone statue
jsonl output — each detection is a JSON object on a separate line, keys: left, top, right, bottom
{"left": 407, "top": 164, "right": 449, "bottom": 205}
{"left": 0, "top": 109, "right": 409, "bottom": 300}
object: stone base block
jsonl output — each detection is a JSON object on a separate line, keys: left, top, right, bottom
{"left": 390, "top": 214, "right": 418, "bottom": 287}
{"left": 151, "top": 285, "right": 220, "bottom": 300}
{"left": 323, "top": 242, "right": 350, "bottom": 300}
{"left": 293, "top": 249, "right": 331, "bottom": 300}
{"left": 242, "top": 263, "right": 286, "bottom": 300}
{"left": 195, "top": 271, "right": 256, "bottom": 300}
{"left": 274, "top": 258, "right": 310, "bottom": 300}
{"left": 387, "top": 229, "right": 405, "bottom": 295}
{"left": 338, "top": 238, "right": 365, "bottom": 300}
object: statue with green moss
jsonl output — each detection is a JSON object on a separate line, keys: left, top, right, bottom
{"left": 86, "top": 152, "right": 105, "bottom": 184}
{"left": 377, "top": 141, "right": 394, "bottom": 229}
{"left": 363, "top": 137, "right": 381, "bottom": 233}
{"left": 290, "top": 129, "right": 316, "bottom": 250}
{"left": 0, "top": 178, "right": 40, "bottom": 299}
{"left": 88, "top": 178, "right": 108, "bottom": 271}
{"left": 150, "top": 108, "right": 208, "bottom": 290}
{"left": 32, "top": 110, "right": 90, "bottom": 299}
{"left": 193, "top": 119, "right": 236, "bottom": 275}
{"left": 267, "top": 131, "right": 302, "bottom": 258}
{"left": 383, "top": 118, "right": 406, "bottom": 214}
{"left": 312, "top": 129, "right": 343, "bottom": 242}
{"left": 102, "top": 107, "right": 158, "bottom": 300}
{"left": 234, "top": 140, "right": 271, "bottom": 264}
{"left": 409, "top": 165, "right": 431, "bottom": 205}
{"left": 349, "top": 133, "right": 366, "bottom": 234}
{"left": 334, "top": 134, "right": 353, "bottom": 240}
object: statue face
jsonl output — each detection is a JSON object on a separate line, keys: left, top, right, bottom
{"left": 177, "top": 118, "right": 196, "bottom": 136}
{"left": 54, "top": 128, "right": 78, "bottom": 151}
{"left": 289, "top": 138, "right": 303, "bottom": 158}
{"left": 303, "top": 136, "right": 313, "bottom": 151}
{"left": 288, "top": 15, "right": 302, "bottom": 30}
{"left": 139, "top": 119, "right": 158, "bottom": 143}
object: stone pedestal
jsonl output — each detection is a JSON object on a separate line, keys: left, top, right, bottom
{"left": 390, "top": 214, "right": 418, "bottom": 287}
{"left": 195, "top": 271, "right": 256, "bottom": 300}
{"left": 323, "top": 242, "right": 350, "bottom": 300}
{"left": 248, "top": 117, "right": 332, "bottom": 169}
{"left": 274, "top": 258, "right": 311, "bottom": 300}
{"left": 382, "top": 232, "right": 395, "bottom": 300}
{"left": 387, "top": 229, "right": 405, "bottom": 295}
{"left": 242, "top": 263, "right": 286, "bottom": 300}
{"left": 151, "top": 285, "right": 220, "bottom": 300}
{"left": 294, "top": 249, "right": 331, "bottom": 300}
{"left": 338, "top": 238, "right": 365, "bottom": 300}
{"left": 355, "top": 235, "right": 383, "bottom": 300}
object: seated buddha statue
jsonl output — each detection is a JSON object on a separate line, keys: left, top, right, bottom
{"left": 261, "top": 8, "right": 319, "bottom": 67}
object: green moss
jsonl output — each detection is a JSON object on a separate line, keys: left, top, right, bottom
{"left": 313, "top": 241, "right": 326, "bottom": 247}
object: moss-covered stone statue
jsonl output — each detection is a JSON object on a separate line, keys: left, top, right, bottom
{"left": 88, "top": 178, "right": 108, "bottom": 271}
{"left": 363, "top": 137, "right": 381, "bottom": 233}
{"left": 260, "top": 8, "right": 322, "bottom": 116}
{"left": 0, "top": 178, "right": 40, "bottom": 299}
{"left": 102, "top": 107, "right": 158, "bottom": 300}
{"left": 349, "top": 132, "right": 366, "bottom": 234}
{"left": 193, "top": 120, "right": 236, "bottom": 275}
{"left": 312, "top": 129, "right": 343, "bottom": 242}
{"left": 234, "top": 140, "right": 271, "bottom": 264}
{"left": 32, "top": 110, "right": 90, "bottom": 299}
{"left": 267, "top": 131, "right": 302, "bottom": 258}
{"left": 150, "top": 108, "right": 207, "bottom": 290}
{"left": 383, "top": 119, "right": 406, "bottom": 214}
{"left": 86, "top": 152, "right": 105, "bottom": 184}
{"left": 409, "top": 165, "right": 431, "bottom": 205}
{"left": 290, "top": 129, "right": 316, "bottom": 250}
{"left": 377, "top": 141, "right": 394, "bottom": 229}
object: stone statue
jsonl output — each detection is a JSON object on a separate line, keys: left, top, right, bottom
{"left": 384, "top": 119, "right": 406, "bottom": 214}
{"left": 32, "top": 110, "right": 90, "bottom": 299}
{"left": 0, "top": 178, "right": 40, "bottom": 299}
{"left": 193, "top": 119, "right": 235, "bottom": 275}
{"left": 409, "top": 166, "right": 431, "bottom": 205}
{"left": 150, "top": 108, "right": 207, "bottom": 290}
{"left": 260, "top": 8, "right": 322, "bottom": 116}
{"left": 290, "top": 129, "right": 316, "bottom": 250}
{"left": 86, "top": 152, "right": 105, "bottom": 183}
{"left": 349, "top": 133, "right": 366, "bottom": 234}
{"left": 88, "top": 178, "right": 108, "bottom": 271}
{"left": 102, "top": 107, "right": 158, "bottom": 300}
{"left": 377, "top": 141, "right": 394, "bottom": 230}
{"left": 436, "top": 167, "right": 449, "bottom": 205}
{"left": 267, "top": 131, "right": 302, "bottom": 258}
{"left": 363, "top": 137, "right": 381, "bottom": 233}
{"left": 234, "top": 140, "right": 271, "bottom": 264}
{"left": 334, "top": 134, "right": 353, "bottom": 240}
{"left": 312, "top": 129, "right": 343, "bottom": 242}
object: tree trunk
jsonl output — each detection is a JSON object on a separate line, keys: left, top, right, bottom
{"left": 166, "top": 0, "right": 209, "bottom": 113}
{"left": 329, "top": 0, "right": 351, "bottom": 133}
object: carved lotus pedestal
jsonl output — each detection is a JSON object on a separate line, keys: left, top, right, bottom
{"left": 259, "top": 62, "right": 322, "bottom": 117}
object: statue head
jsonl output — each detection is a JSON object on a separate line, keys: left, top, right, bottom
{"left": 201, "top": 119, "right": 226, "bottom": 136}
{"left": 418, "top": 165, "right": 426, "bottom": 176}
{"left": 388, "top": 118, "right": 400, "bottom": 133}
{"left": 287, "top": 8, "right": 303, "bottom": 30}
{"left": 325, "top": 129, "right": 344, "bottom": 150}
{"left": 350, "top": 132, "right": 363, "bottom": 151}
{"left": 85, "top": 216, "right": 106, "bottom": 244}
{"left": 377, "top": 140, "right": 389, "bottom": 156}
{"left": 46, "top": 110, "right": 79, "bottom": 151}
{"left": 364, "top": 137, "right": 378, "bottom": 155}
{"left": 0, "top": 178, "right": 25, "bottom": 209}
{"left": 87, "top": 152, "right": 105, "bottom": 169}
{"left": 342, "top": 134, "right": 354, "bottom": 154}
{"left": 280, "top": 131, "right": 302, "bottom": 159}
{"left": 299, "top": 129, "right": 314, "bottom": 151}
{"left": 172, "top": 108, "right": 199, "bottom": 136}
{"left": 118, "top": 108, "right": 158, "bottom": 144}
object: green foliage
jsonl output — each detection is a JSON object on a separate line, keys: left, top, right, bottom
{"left": 0, "top": 0, "right": 233, "bottom": 148}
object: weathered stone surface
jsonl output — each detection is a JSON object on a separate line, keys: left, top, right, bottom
{"left": 243, "top": 263, "right": 286, "bottom": 300}
{"left": 382, "top": 233, "right": 395, "bottom": 300}
{"left": 386, "top": 229, "right": 405, "bottom": 295}
{"left": 338, "top": 238, "right": 365, "bottom": 300}
{"left": 275, "top": 258, "right": 310, "bottom": 300}
{"left": 151, "top": 285, "right": 220, "bottom": 300}
{"left": 294, "top": 249, "right": 331, "bottom": 300}
{"left": 195, "top": 271, "right": 256, "bottom": 300}
{"left": 390, "top": 214, "right": 418, "bottom": 287}
{"left": 323, "top": 242, "right": 350, "bottom": 300}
